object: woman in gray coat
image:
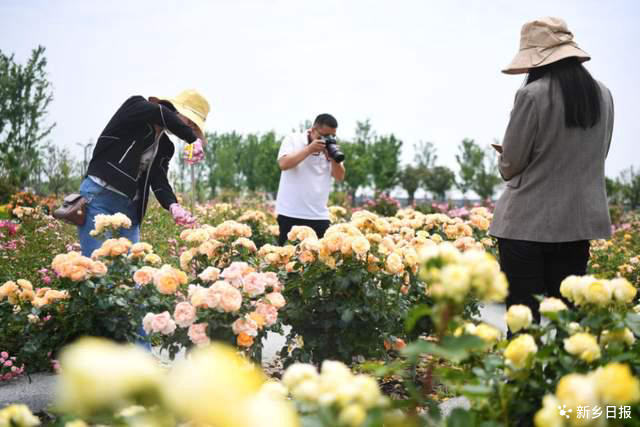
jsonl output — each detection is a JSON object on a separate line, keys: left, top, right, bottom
{"left": 489, "top": 17, "right": 614, "bottom": 321}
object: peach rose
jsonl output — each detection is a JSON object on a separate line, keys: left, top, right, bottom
{"left": 174, "top": 302, "right": 197, "bottom": 328}
{"left": 155, "top": 273, "right": 179, "bottom": 295}
{"left": 188, "top": 322, "right": 210, "bottom": 346}
{"left": 265, "top": 292, "right": 286, "bottom": 309}
{"left": 232, "top": 316, "right": 259, "bottom": 337}
{"left": 133, "top": 266, "right": 157, "bottom": 286}
{"left": 91, "top": 261, "right": 108, "bottom": 277}
{"left": 198, "top": 266, "right": 221, "bottom": 283}
{"left": 255, "top": 302, "right": 278, "bottom": 326}
{"left": 219, "top": 286, "right": 243, "bottom": 312}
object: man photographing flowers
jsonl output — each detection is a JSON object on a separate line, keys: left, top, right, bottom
{"left": 77, "top": 89, "right": 210, "bottom": 257}
{"left": 275, "top": 114, "right": 346, "bottom": 245}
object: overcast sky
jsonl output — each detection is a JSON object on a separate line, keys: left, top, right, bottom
{"left": 2, "top": 0, "right": 639, "bottom": 182}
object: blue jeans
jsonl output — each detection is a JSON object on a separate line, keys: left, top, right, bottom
{"left": 77, "top": 177, "right": 141, "bottom": 257}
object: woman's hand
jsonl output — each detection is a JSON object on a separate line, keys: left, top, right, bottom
{"left": 184, "top": 138, "right": 205, "bottom": 165}
{"left": 170, "top": 203, "right": 196, "bottom": 226}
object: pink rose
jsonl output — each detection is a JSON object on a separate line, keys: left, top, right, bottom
{"left": 242, "top": 272, "right": 266, "bottom": 297}
{"left": 263, "top": 272, "right": 282, "bottom": 292}
{"left": 232, "top": 316, "right": 259, "bottom": 337}
{"left": 221, "top": 262, "right": 250, "bottom": 286}
{"left": 142, "top": 313, "right": 154, "bottom": 334}
{"left": 174, "top": 302, "right": 197, "bottom": 328}
{"left": 204, "top": 288, "right": 222, "bottom": 309}
{"left": 150, "top": 312, "right": 176, "bottom": 335}
{"left": 265, "top": 292, "right": 286, "bottom": 309}
{"left": 219, "top": 286, "right": 243, "bottom": 312}
{"left": 0, "top": 352, "right": 7, "bottom": 359}
{"left": 42, "top": 276, "right": 52, "bottom": 285}
{"left": 255, "top": 302, "right": 278, "bottom": 326}
{"left": 4, "top": 360, "right": 12, "bottom": 367}
{"left": 188, "top": 323, "right": 210, "bottom": 346}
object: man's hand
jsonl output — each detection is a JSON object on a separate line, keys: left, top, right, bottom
{"left": 306, "top": 139, "right": 326, "bottom": 155}
{"left": 170, "top": 203, "right": 196, "bottom": 226}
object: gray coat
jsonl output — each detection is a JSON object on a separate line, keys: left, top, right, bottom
{"left": 489, "top": 76, "right": 614, "bottom": 242}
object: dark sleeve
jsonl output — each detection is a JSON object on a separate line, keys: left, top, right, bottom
{"left": 499, "top": 89, "right": 538, "bottom": 181}
{"left": 124, "top": 96, "right": 198, "bottom": 143}
{"left": 150, "top": 135, "right": 178, "bottom": 210}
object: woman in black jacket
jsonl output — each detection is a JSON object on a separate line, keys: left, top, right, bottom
{"left": 78, "top": 90, "right": 209, "bottom": 257}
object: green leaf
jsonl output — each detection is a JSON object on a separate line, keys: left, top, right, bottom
{"left": 403, "top": 335, "right": 485, "bottom": 362}
{"left": 341, "top": 309, "right": 354, "bottom": 324}
{"left": 460, "top": 384, "right": 492, "bottom": 396}
{"left": 625, "top": 312, "right": 640, "bottom": 337}
{"left": 447, "top": 408, "right": 476, "bottom": 427}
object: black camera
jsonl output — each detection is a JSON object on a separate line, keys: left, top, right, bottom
{"left": 322, "top": 136, "right": 345, "bottom": 163}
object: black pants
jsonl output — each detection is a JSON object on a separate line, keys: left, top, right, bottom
{"left": 497, "top": 238, "right": 590, "bottom": 323}
{"left": 277, "top": 214, "right": 330, "bottom": 246}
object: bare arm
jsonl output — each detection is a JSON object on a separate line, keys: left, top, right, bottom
{"left": 331, "top": 159, "right": 345, "bottom": 181}
{"left": 279, "top": 139, "right": 325, "bottom": 170}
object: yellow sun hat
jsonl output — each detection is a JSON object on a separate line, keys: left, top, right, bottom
{"left": 158, "top": 89, "right": 210, "bottom": 135}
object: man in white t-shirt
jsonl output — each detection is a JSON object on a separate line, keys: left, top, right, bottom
{"left": 275, "top": 114, "right": 346, "bottom": 245}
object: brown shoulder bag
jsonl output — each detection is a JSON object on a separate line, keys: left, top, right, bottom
{"left": 53, "top": 193, "right": 87, "bottom": 226}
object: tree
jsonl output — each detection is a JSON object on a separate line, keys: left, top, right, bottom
{"left": 39, "top": 143, "right": 80, "bottom": 196}
{"left": 605, "top": 176, "right": 623, "bottom": 205}
{"left": 340, "top": 120, "right": 373, "bottom": 203}
{"left": 242, "top": 131, "right": 282, "bottom": 197}
{"left": 398, "top": 164, "right": 425, "bottom": 205}
{"left": 415, "top": 141, "right": 437, "bottom": 169}
{"left": 423, "top": 166, "right": 456, "bottom": 201}
{"left": 619, "top": 166, "right": 640, "bottom": 209}
{"left": 455, "top": 138, "right": 483, "bottom": 198}
{"left": 205, "top": 132, "right": 243, "bottom": 197}
{"left": 370, "top": 133, "right": 402, "bottom": 194}
{"left": 471, "top": 146, "right": 502, "bottom": 201}
{"left": 0, "top": 46, "right": 55, "bottom": 190}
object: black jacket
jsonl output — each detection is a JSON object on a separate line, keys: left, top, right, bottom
{"left": 86, "top": 96, "right": 197, "bottom": 223}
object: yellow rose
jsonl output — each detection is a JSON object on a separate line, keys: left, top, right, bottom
{"left": 0, "top": 404, "right": 40, "bottom": 427}
{"left": 584, "top": 280, "right": 612, "bottom": 306}
{"left": 555, "top": 373, "right": 599, "bottom": 417}
{"left": 385, "top": 252, "right": 404, "bottom": 275}
{"left": 600, "top": 328, "right": 636, "bottom": 347}
{"left": 610, "top": 278, "right": 637, "bottom": 304}
{"left": 350, "top": 236, "right": 370, "bottom": 256}
{"left": 505, "top": 305, "right": 533, "bottom": 333}
{"left": 338, "top": 404, "right": 366, "bottom": 427}
{"left": 593, "top": 363, "right": 640, "bottom": 405}
{"left": 438, "top": 264, "right": 471, "bottom": 302}
{"left": 164, "top": 344, "right": 265, "bottom": 427}
{"left": 474, "top": 323, "right": 502, "bottom": 345}
{"left": 56, "top": 338, "right": 162, "bottom": 417}
{"left": 539, "top": 297, "right": 568, "bottom": 315}
{"left": 504, "top": 334, "right": 538, "bottom": 370}
{"left": 143, "top": 253, "right": 161, "bottom": 266}
{"left": 563, "top": 333, "right": 601, "bottom": 362}
{"left": 533, "top": 395, "right": 564, "bottom": 427}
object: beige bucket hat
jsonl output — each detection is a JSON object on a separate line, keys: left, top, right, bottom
{"left": 154, "top": 89, "right": 210, "bottom": 135}
{"left": 503, "top": 17, "right": 590, "bottom": 74}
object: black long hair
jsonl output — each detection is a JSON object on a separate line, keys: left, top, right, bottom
{"left": 526, "top": 57, "right": 601, "bottom": 129}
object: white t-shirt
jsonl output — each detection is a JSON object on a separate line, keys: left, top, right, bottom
{"left": 276, "top": 132, "right": 332, "bottom": 220}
